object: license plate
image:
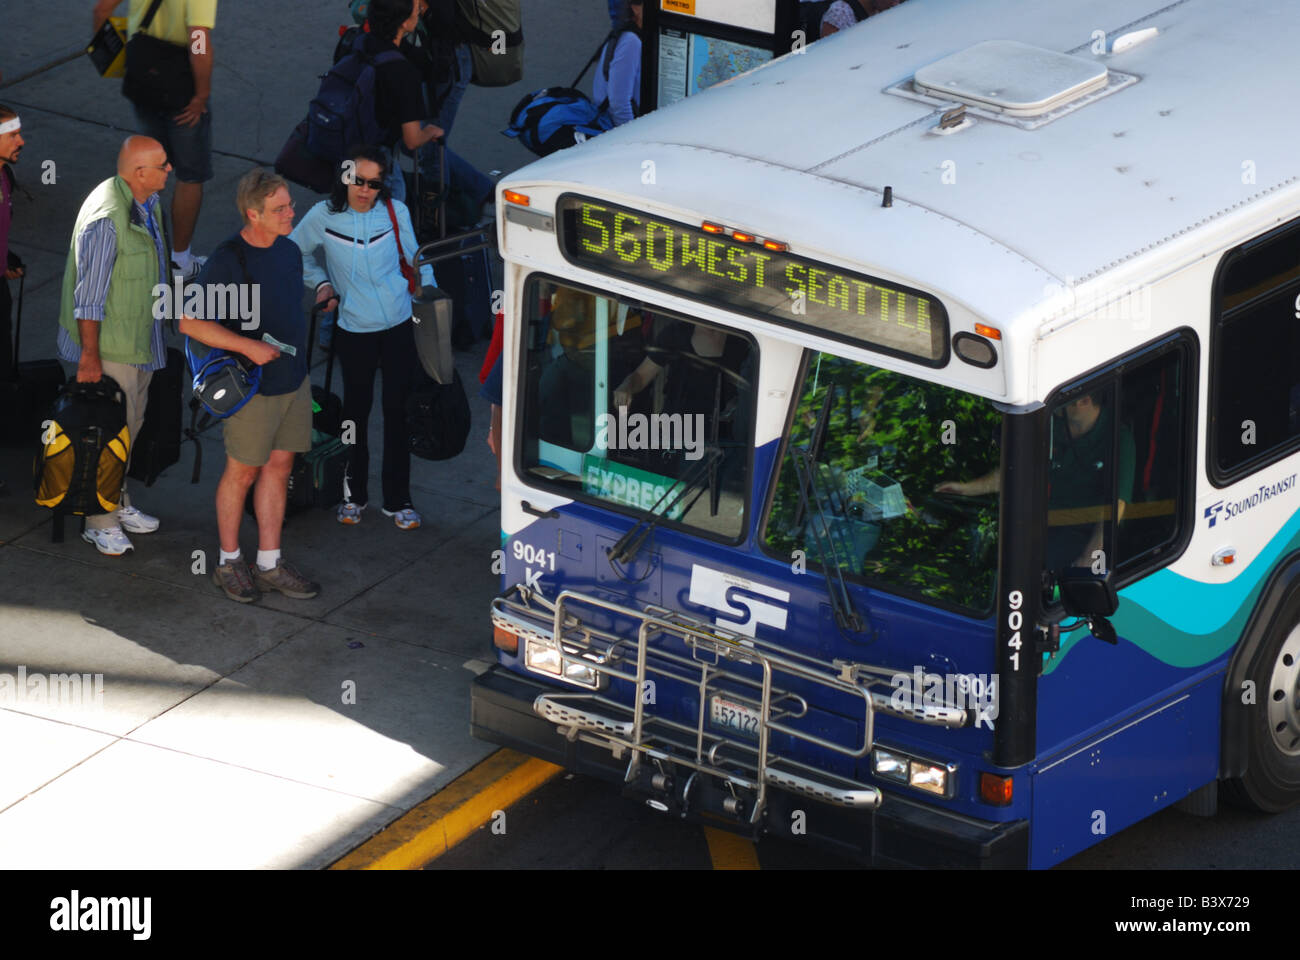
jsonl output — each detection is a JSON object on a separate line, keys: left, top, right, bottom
{"left": 710, "top": 695, "right": 762, "bottom": 739}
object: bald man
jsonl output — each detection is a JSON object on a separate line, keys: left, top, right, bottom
{"left": 55, "top": 135, "right": 172, "bottom": 556}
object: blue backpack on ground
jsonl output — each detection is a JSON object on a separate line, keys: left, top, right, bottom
{"left": 307, "top": 32, "right": 404, "bottom": 165}
{"left": 503, "top": 86, "right": 615, "bottom": 157}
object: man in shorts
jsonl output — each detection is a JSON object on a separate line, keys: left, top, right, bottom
{"left": 93, "top": 0, "right": 216, "bottom": 279}
{"left": 179, "top": 168, "right": 319, "bottom": 602}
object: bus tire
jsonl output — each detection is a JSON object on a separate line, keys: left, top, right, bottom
{"left": 1223, "top": 616, "right": 1300, "bottom": 813}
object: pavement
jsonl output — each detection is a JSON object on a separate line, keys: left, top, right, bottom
{"left": 0, "top": 0, "right": 612, "bottom": 869}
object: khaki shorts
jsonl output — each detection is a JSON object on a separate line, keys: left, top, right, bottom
{"left": 223, "top": 378, "right": 312, "bottom": 467}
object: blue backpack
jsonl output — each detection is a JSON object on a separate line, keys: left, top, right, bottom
{"left": 503, "top": 86, "right": 615, "bottom": 157}
{"left": 307, "top": 32, "right": 404, "bottom": 165}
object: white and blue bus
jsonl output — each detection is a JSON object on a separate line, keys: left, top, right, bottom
{"left": 470, "top": 0, "right": 1300, "bottom": 867}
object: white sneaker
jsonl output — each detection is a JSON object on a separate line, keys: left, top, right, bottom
{"left": 171, "top": 255, "right": 208, "bottom": 282}
{"left": 82, "top": 526, "right": 134, "bottom": 556}
{"left": 117, "top": 505, "right": 160, "bottom": 534}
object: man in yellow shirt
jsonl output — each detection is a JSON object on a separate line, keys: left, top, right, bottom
{"left": 92, "top": 0, "right": 216, "bottom": 280}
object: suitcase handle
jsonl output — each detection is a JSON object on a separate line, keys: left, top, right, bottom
{"left": 11, "top": 272, "right": 23, "bottom": 378}
{"left": 306, "top": 300, "right": 338, "bottom": 397}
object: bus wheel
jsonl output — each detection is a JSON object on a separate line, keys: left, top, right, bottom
{"left": 1224, "top": 619, "right": 1300, "bottom": 812}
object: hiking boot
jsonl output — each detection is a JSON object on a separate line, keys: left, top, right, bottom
{"left": 82, "top": 526, "right": 134, "bottom": 556}
{"left": 253, "top": 559, "right": 320, "bottom": 599}
{"left": 212, "top": 558, "right": 259, "bottom": 604}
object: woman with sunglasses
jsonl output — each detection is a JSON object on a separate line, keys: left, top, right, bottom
{"left": 290, "top": 144, "right": 433, "bottom": 529}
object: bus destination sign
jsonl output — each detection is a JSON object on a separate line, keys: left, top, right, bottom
{"left": 557, "top": 195, "right": 948, "bottom": 365}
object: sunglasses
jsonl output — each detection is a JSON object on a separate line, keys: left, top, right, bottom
{"left": 349, "top": 177, "right": 385, "bottom": 191}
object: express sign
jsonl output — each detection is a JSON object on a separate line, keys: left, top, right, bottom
{"left": 557, "top": 195, "right": 948, "bottom": 365}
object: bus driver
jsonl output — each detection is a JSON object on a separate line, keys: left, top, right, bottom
{"left": 935, "top": 391, "right": 1136, "bottom": 573}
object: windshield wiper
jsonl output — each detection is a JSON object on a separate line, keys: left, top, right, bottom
{"left": 608, "top": 444, "right": 724, "bottom": 566}
{"left": 791, "top": 380, "right": 835, "bottom": 531}
{"left": 788, "top": 446, "right": 868, "bottom": 635}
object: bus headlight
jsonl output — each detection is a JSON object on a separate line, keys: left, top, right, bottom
{"left": 908, "top": 760, "right": 955, "bottom": 797}
{"left": 524, "top": 639, "right": 600, "bottom": 689}
{"left": 872, "top": 747, "right": 956, "bottom": 798}
{"left": 871, "top": 748, "right": 909, "bottom": 783}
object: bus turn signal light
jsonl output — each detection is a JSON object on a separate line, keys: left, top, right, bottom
{"left": 493, "top": 625, "right": 519, "bottom": 655}
{"left": 973, "top": 323, "right": 1001, "bottom": 340}
{"left": 980, "top": 772, "right": 1013, "bottom": 806}
{"left": 503, "top": 190, "right": 530, "bottom": 207}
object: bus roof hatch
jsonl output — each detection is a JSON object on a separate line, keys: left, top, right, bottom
{"left": 913, "top": 40, "right": 1112, "bottom": 118}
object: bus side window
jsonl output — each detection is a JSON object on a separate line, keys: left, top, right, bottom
{"left": 1116, "top": 350, "right": 1187, "bottom": 568}
{"left": 1212, "top": 216, "right": 1300, "bottom": 479}
{"left": 1046, "top": 343, "right": 1189, "bottom": 579}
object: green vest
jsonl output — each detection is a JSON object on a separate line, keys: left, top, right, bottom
{"left": 58, "top": 176, "right": 167, "bottom": 365}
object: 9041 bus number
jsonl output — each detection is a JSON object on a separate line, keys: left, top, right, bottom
{"left": 1006, "top": 589, "right": 1023, "bottom": 672}
{"left": 512, "top": 540, "right": 556, "bottom": 571}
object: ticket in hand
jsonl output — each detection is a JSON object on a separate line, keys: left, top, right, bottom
{"left": 262, "top": 333, "right": 297, "bottom": 356}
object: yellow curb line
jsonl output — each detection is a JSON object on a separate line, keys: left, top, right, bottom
{"left": 703, "top": 826, "right": 761, "bottom": 870}
{"left": 330, "top": 749, "right": 563, "bottom": 870}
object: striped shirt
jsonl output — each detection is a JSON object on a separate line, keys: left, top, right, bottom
{"left": 57, "top": 193, "right": 167, "bottom": 372}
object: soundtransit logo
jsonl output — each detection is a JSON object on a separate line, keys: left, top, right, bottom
{"left": 1203, "top": 473, "right": 1296, "bottom": 527}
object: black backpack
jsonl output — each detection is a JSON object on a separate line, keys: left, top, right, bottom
{"left": 307, "top": 32, "right": 404, "bottom": 166}
{"left": 34, "top": 378, "right": 130, "bottom": 516}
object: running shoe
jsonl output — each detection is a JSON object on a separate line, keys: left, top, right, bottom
{"left": 82, "top": 526, "right": 134, "bottom": 556}
{"left": 382, "top": 506, "right": 421, "bottom": 530}
{"left": 337, "top": 501, "right": 365, "bottom": 525}
{"left": 117, "top": 505, "right": 160, "bottom": 533}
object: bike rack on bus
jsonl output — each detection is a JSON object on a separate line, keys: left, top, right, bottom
{"left": 492, "top": 583, "right": 970, "bottom": 828}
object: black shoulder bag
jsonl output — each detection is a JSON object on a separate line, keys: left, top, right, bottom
{"left": 122, "top": 0, "right": 196, "bottom": 112}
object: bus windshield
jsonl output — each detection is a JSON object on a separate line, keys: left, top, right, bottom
{"left": 764, "top": 353, "right": 1002, "bottom": 615}
{"left": 519, "top": 276, "right": 755, "bottom": 539}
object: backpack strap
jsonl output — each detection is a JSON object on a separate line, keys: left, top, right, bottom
{"left": 601, "top": 25, "right": 635, "bottom": 83}
{"left": 138, "top": 0, "right": 167, "bottom": 34}
{"left": 180, "top": 237, "right": 251, "bottom": 484}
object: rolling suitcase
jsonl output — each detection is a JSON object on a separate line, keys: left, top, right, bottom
{"left": 307, "top": 302, "right": 343, "bottom": 439}
{"left": 244, "top": 303, "right": 346, "bottom": 518}
{"left": 127, "top": 345, "right": 185, "bottom": 485}
{"left": 436, "top": 236, "right": 494, "bottom": 348}
{"left": 1, "top": 274, "right": 68, "bottom": 448}
{"left": 297, "top": 301, "right": 347, "bottom": 511}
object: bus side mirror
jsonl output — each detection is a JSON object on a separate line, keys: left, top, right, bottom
{"left": 1058, "top": 567, "right": 1118, "bottom": 618}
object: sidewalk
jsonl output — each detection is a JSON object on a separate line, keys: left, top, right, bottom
{"left": 0, "top": 0, "right": 611, "bottom": 869}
